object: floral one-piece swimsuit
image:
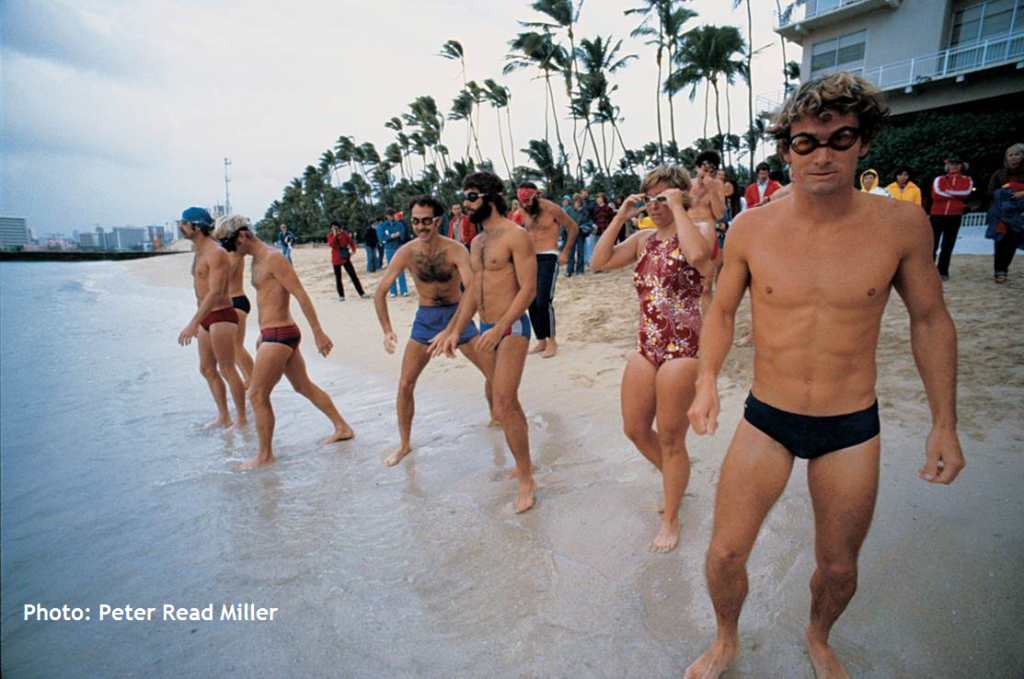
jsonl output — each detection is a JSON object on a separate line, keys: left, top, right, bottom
{"left": 632, "top": 233, "right": 704, "bottom": 367}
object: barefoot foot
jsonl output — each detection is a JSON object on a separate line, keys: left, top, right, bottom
{"left": 684, "top": 635, "right": 739, "bottom": 679}
{"left": 806, "top": 631, "right": 851, "bottom": 679}
{"left": 650, "top": 516, "right": 680, "bottom": 553}
{"left": 204, "top": 415, "right": 231, "bottom": 429}
{"left": 541, "top": 341, "right": 558, "bottom": 358}
{"left": 514, "top": 475, "right": 536, "bottom": 514}
{"left": 320, "top": 423, "right": 355, "bottom": 445}
{"left": 236, "top": 455, "right": 274, "bottom": 471}
{"left": 384, "top": 445, "right": 413, "bottom": 467}
{"left": 528, "top": 340, "right": 547, "bottom": 355}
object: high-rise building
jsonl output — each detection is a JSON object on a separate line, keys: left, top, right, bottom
{"left": 0, "top": 217, "right": 30, "bottom": 249}
{"left": 110, "top": 226, "right": 147, "bottom": 251}
{"left": 79, "top": 232, "right": 101, "bottom": 249}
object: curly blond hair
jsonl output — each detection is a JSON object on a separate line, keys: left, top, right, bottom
{"left": 768, "top": 71, "right": 889, "bottom": 150}
{"left": 640, "top": 165, "right": 692, "bottom": 209}
{"left": 213, "top": 214, "right": 251, "bottom": 240}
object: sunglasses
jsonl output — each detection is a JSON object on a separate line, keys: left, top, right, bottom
{"left": 463, "top": 191, "right": 487, "bottom": 202}
{"left": 643, "top": 194, "right": 668, "bottom": 204}
{"left": 787, "top": 126, "right": 861, "bottom": 156}
{"left": 410, "top": 216, "right": 439, "bottom": 226}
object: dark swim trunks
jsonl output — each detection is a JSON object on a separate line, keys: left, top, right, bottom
{"left": 200, "top": 306, "right": 239, "bottom": 331}
{"left": 410, "top": 304, "right": 478, "bottom": 346}
{"left": 231, "top": 295, "right": 251, "bottom": 314}
{"left": 743, "top": 391, "right": 880, "bottom": 460}
{"left": 260, "top": 324, "right": 301, "bottom": 350}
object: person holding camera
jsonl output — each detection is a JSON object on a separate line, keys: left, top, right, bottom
{"left": 327, "top": 221, "right": 367, "bottom": 300}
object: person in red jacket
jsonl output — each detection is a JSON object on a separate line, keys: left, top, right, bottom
{"left": 929, "top": 156, "right": 974, "bottom": 280}
{"left": 327, "top": 222, "right": 367, "bottom": 300}
{"left": 743, "top": 162, "right": 782, "bottom": 210}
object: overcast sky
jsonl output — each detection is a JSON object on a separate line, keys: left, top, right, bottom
{"left": 1, "top": 0, "right": 798, "bottom": 236}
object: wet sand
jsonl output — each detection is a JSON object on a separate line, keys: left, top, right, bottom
{"left": 114, "top": 246, "right": 1024, "bottom": 677}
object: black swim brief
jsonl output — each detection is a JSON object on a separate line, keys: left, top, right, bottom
{"left": 231, "top": 295, "right": 251, "bottom": 314}
{"left": 743, "top": 392, "right": 880, "bottom": 460}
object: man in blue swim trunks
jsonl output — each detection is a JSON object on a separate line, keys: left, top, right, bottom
{"left": 373, "top": 195, "right": 495, "bottom": 468}
{"left": 432, "top": 171, "right": 539, "bottom": 514}
{"left": 685, "top": 73, "right": 965, "bottom": 679}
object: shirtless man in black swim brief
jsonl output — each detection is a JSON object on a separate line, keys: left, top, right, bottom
{"left": 214, "top": 215, "right": 353, "bottom": 470}
{"left": 685, "top": 72, "right": 965, "bottom": 679}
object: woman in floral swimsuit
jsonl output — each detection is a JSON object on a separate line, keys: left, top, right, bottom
{"left": 590, "top": 165, "right": 716, "bottom": 554}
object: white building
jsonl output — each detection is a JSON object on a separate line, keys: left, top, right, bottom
{"left": 775, "top": 0, "right": 1023, "bottom": 116}
{"left": 0, "top": 217, "right": 30, "bottom": 249}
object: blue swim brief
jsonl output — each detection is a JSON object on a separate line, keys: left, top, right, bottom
{"left": 411, "top": 304, "right": 478, "bottom": 346}
{"left": 479, "top": 313, "right": 532, "bottom": 342}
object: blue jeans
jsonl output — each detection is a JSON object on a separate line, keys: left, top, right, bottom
{"left": 567, "top": 232, "right": 588, "bottom": 275}
{"left": 365, "top": 244, "right": 379, "bottom": 272}
{"left": 585, "top": 234, "right": 597, "bottom": 263}
{"left": 385, "top": 246, "right": 407, "bottom": 295}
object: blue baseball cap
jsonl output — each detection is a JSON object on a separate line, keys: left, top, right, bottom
{"left": 181, "top": 206, "right": 213, "bottom": 227}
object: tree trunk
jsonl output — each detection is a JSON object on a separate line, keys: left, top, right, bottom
{"left": 713, "top": 77, "right": 723, "bottom": 154}
{"left": 545, "top": 72, "right": 567, "bottom": 170}
{"left": 496, "top": 108, "right": 512, "bottom": 178}
{"left": 655, "top": 47, "right": 665, "bottom": 163}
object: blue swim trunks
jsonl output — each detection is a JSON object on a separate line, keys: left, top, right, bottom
{"left": 479, "top": 313, "right": 532, "bottom": 342}
{"left": 411, "top": 304, "right": 478, "bottom": 346}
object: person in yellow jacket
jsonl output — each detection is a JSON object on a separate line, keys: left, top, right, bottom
{"left": 885, "top": 166, "right": 922, "bottom": 205}
{"left": 859, "top": 169, "right": 891, "bottom": 197}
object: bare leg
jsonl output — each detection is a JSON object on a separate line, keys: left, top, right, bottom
{"left": 197, "top": 328, "right": 230, "bottom": 428}
{"left": 491, "top": 336, "right": 534, "bottom": 513}
{"left": 239, "top": 342, "right": 290, "bottom": 469}
{"left": 209, "top": 322, "right": 248, "bottom": 430}
{"left": 621, "top": 353, "right": 662, "bottom": 471}
{"left": 459, "top": 340, "right": 497, "bottom": 424}
{"left": 650, "top": 357, "right": 698, "bottom": 553}
{"left": 805, "top": 437, "right": 880, "bottom": 679}
{"left": 385, "top": 341, "right": 431, "bottom": 467}
{"left": 234, "top": 309, "right": 255, "bottom": 387}
{"left": 685, "top": 419, "right": 795, "bottom": 679}
{"left": 283, "top": 347, "right": 354, "bottom": 444}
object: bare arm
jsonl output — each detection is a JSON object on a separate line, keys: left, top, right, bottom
{"left": 373, "top": 244, "right": 411, "bottom": 352}
{"left": 591, "top": 194, "right": 646, "bottom": 271}
{"left": 272, "top": 256, "right": 333, "bottom": 356}
{"left": 688, "top": 214, "right": 753, "bottom": 435}
{"left": 706, "top": 177, "right": 726, "bottom": 221}
{"left": 498, "top": 229, "right": 537, "bottom": 330}
{"left": 892, "top": 205, "right": 964, "bottom": 484}
{"left": 663, "top": 188, "right": 712, "bottom": 273}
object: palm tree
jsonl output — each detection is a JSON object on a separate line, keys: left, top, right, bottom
{"left": 438, "top": 40, "right": 482, "bottom": 165}
{"left": 734, "top": 0, "right": 755, "bottom": 176}
{"left": 448, "top": 89, "right": 478, "bottom": 162}
{"left": 667, "top": 25, "right": 747, "bottom": 154}
{"left": 482, "top": 78, "right": 515, "bottom": 178}
{"left": 576, "top": 35, "right": 637, "bottom": 178}
{"left": 505, "top": 29, "right": 569, "bottom": 171}
{"left": 626, "top": 1, "right": 697, "bottom": 161}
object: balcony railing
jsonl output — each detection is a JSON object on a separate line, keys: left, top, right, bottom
{"left": 860, "top": 30, "right": 1024, "bottom": 91}
{"left": 775, "top": 0, "right": 873, "bottom": 30}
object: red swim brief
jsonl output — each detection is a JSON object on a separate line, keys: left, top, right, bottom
{"left": 260, "top": 324, "right": 301, "bottom": 350}
{"left": 200, "top": 306, "right": 239, "bottom": 331}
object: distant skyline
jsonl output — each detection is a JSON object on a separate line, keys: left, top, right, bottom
{"left": 1, "top": 0, "right": 798, "bottom": 234}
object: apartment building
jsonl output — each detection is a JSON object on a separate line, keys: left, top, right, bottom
{"left": 775, "top": 0, "right": 1023, "bottom": 116}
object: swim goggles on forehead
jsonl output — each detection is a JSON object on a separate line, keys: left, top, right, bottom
{"left": 786, "top": 126, "right": 860, "bottom": 155}
{"left": 517, "top": 187, "right": 540, "bottom": 203}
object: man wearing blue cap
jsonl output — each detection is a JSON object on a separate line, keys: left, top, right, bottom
{"left": 177, "top": 207, "right": 248, "bottom": 431}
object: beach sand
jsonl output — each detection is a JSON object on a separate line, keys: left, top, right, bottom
{"left": 126, "top": 244, "right": 1024, "bottom": 677}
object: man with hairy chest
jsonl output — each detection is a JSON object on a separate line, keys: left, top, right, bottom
{"left": 374, "top": 195, "right": 496, "bottom": 468}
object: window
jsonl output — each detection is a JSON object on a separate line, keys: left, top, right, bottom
{"left": 810, "top": 30, "right": 867, "bottom": 77}
{"left": 950, "top": 0, "right": 1021, "bottom": 47}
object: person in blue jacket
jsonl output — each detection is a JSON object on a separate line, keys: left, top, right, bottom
{"left": 381, "top": 208, "right": 408, "bottom": 296}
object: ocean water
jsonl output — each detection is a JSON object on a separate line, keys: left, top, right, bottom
{"left": 0, "top": 261, "right": 683, "bottom": 678}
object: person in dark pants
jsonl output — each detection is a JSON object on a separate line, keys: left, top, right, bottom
{"left": 565, "top": 194, "right": 591, "bottom": 276}
{"left": 327, "top": 222, "right": 367, "bottom": 300}
{"left": 928, "top": 156, "right": 974, "bottom": 281}
{"left": 986, "top": 143, "right": 1024, "bottom": 284}
{"left": 363, "top": 220, "right": 380, "bottom": 272}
